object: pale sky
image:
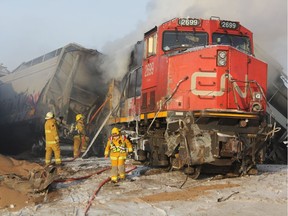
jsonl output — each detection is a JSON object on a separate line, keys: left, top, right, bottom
{"left": 0, "top": 0, "right": 150, "bottom": 70}
{"left": 0, "top": 0, "right": 287, "bottom": 74}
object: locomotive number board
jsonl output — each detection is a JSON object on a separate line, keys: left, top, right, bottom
{"left": 220, "top": 20, "right": 239, "bottom": 30}
{"left": 178, "top": 18, "right": 201, "bottom": 26}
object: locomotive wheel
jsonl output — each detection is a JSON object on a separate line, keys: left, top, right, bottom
{"left": 184, "top": 165, "right": 201, "bottom": 179}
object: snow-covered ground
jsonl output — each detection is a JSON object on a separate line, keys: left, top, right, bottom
{"left": 0, "top": 157, "right": 287, "bottom": 216}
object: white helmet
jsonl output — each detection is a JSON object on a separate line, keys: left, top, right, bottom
{"left": 45, "top": 112, "right": 54, "bottom": 119}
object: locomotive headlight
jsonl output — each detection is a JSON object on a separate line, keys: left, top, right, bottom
{"left": 218, "top": 59, "right": 226, "bottom": 66}
{"left": 217, "top": 50, "right": 227, "bottom": 66}
{"left": 218, "top": 51, "right": 227, "bottom": 58}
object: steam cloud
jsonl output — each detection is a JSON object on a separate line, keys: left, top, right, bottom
{"left": 102, "top": 0, "right": 287, "bottom": 81}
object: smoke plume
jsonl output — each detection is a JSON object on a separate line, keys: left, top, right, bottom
{"left": 101, "top": 0, "right": 287, "bottom": 81}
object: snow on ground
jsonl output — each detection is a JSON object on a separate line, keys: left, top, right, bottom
{"left": 0, "top": 157, "right": 287, "bottom": 216}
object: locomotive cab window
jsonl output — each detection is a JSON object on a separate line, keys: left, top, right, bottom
{"left": 144, "top": 34, "right": 157, "bottom": 58}
{"left": 212, "top": 33, "right": 251, "bottom": 54}
{"left": 162, "top": 31, "right": 208, "bottom": 51}
{"left": 127, "top": 68, "right": 142, "bottom": 98}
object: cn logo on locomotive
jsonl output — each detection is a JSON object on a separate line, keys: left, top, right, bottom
{"left": 191, "top": 72, "right": 248, "bottom": 98}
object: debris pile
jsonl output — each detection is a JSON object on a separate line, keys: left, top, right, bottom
{"left": 0, "top": 154, "right": 57, "bottom": 211}
{"left": 0, "top": 156, "right": 287, "bottom": 216}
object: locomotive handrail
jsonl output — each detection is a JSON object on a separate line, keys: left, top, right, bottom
{"left": 82, "top": 67, "right": 143, "bottom": 158}
{"left": 146, "top": 76, "right": 189, "bottom": 135}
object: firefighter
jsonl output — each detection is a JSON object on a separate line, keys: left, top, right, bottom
{"left": 73, "top": 114, "right": 89, "bottom": 158}
{"left": 44, "top": 112, "right": 61, "bottom": 165}
{"left": 104, "top": 127, "right": 133, "bottom": 183}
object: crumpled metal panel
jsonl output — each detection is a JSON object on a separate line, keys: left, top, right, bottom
{"left": 0, "top": 154, "right": 57, "bottom": 192}
{"left": 187, "top": 129, "right": 214, "bottom": 164}
{"left": 37, "top": 44, "right": 107, "bottom": 125}
{"left": 165, "top": 115, "right": 214, "bottom": 168}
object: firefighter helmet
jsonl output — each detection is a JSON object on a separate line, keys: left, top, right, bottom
{"left": 45, "top": 112, "right": 54, "bottom": 120}
{"left": 111, "top": 127, "right": 120, "bottom": 135}
{"left": 76, "top": 114, "right": 84, "bottom": 121}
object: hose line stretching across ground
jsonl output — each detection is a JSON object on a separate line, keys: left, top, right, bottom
{"left": 84, "top": 165, "right": 137, "bottom": 215}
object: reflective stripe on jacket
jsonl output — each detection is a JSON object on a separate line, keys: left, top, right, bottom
{"left": 104, "top": 135, "right": 133, "bottom": 157}
{"left": 74, "top": 120, "right": 86, "bottom": 137}
{"left": 45, "top": 118, "right": 59, "bottom": 144}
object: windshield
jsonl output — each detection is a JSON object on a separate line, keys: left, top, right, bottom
{"left": 163, "top": 31, "right": 208, "bottom": 51}
{"left": 212, "top": 33, "right": 251, "bottom": 54}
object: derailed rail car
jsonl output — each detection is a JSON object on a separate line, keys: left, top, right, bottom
{"left": 108, "top": 17, "right": 275, "bottom": 178}
{"left": 0, "top": 43, "right": 108, "bottom": 154}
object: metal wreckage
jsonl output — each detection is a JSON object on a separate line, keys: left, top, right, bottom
{"left": 0, "top": 17, "right": 287, "bottom": 185}
{"left": 0, "top": 154, "right": 57, "bottom": 193}
{"left": 0, "top": 43, "right": 109, "bottom": 156}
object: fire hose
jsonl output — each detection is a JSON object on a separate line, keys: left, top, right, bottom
{"left": 88, "top": 95, "right": 112, "bottom": 125}
{"left": 84, "top": 165, "right": 137, "bottom": 215}
{"left": 53, "top": 167, "right": 110, "bottom": 183}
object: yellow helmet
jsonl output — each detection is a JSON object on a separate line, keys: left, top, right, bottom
{"left": 45, "top": 112, "right": 54, "bottom": 119}
{"left": 111, "top": 127, "right": 120, "bottom": 135}
{"left": 76, "top": 114, "right": 84, "bottom": 121}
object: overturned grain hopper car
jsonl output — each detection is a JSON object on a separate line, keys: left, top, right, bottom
{"left": 0, "top": 43, "right": 108, "bottom": 155}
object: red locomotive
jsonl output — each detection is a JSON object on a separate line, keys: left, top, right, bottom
{"left": 107, "top": 17, "right": 270, "bottom": 177}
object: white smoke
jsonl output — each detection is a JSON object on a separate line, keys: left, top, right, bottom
{"left": 102, "top": 0, "right": 287, "bottom": 80}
